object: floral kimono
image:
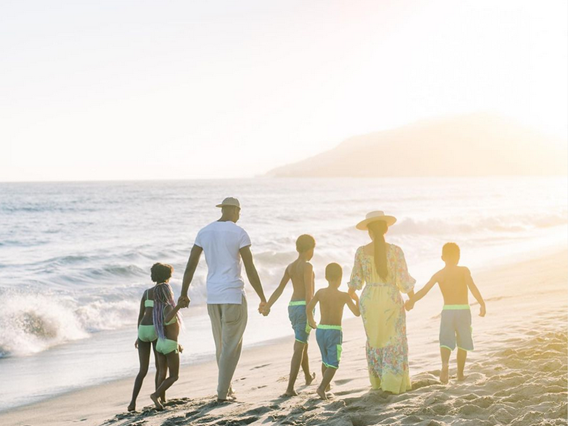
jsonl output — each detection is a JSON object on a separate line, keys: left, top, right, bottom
{"left": 349, "top": 243, "right": 415, "bottom": 394}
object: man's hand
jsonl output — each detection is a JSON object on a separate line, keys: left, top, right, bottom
{"left": 134, "top": 339, "right": 139, "bottom": 349}
{"left": 309, "top": 320, "right": 317, "bottom": 330}
{"left": 261, "top": 305, "right": 271, "bottom": 316}
{"left": 258, "top": 300, "right": 267, "bottom": 315}
{"left": 178, "top": 295, "right": 191, "bottom": 308}
{"left": 479, "top": 304, "right": 486, "bottom": 317}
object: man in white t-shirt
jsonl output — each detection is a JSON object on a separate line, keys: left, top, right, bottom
{"left": 178, "top": 197, "right": 266, "bottom": 401}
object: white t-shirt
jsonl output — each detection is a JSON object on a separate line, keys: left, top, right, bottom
{"left": 194, "top": 221, "right": 252, "bottom": 304}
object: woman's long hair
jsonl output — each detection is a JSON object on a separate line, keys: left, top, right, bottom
{"left": 368, "top": 220, "right": 389, "bottom": 280}
{"left": 153, "top": 283, "right": 183, "bottom": 339}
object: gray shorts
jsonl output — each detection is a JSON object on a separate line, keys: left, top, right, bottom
{"left": 439, "top": 305, "right": 474, "bottom": 351}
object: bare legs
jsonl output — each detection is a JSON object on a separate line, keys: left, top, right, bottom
{"left": 302, "top": 344, "right": 316, "bottom": 385}
{"left": 440, "top": 347, "right": 468, "bottom": 383}
{"left": 128, "top": 340, "right": 154, "bottom": 411}
{"left": 151, "top": 351, "right": 179, "bottom": 410}
{"left": 440, "top": 347, "right": 451, "bottom": 384}
{"left": 457, "top": 348, "right": 467, "bottom": 380}
{"left": 284, "top": 341, "right": 315, "bottom": 397}
{"left": 317, "top": 363, "right": 337, "bottom": 400}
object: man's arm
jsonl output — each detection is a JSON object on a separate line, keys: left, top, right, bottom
{"left": 264, "top": 267, "right": 291, "bottom": 315}
{"left": 303, "top": 262, "right": 314, "bottom": 305}
{"left": 465, "top": 268, "right": 486, "bottom": 317}
{"left": 178, "top": 244, "right": 203, "bottom": 307}
{"left": 306, "top": 291, "right": 320, "bottom": 329}
{"left": 240, "top": 246, "right": 267, "bottom": 312}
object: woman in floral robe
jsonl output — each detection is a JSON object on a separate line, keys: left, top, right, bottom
{"left": 348, "top": 211, "right": 415, "bottom": 394}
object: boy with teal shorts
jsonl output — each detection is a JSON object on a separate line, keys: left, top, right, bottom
{"left": 406, "top": 243, "right": 486, "bottom": 383}
{"left": 263, "top": 235, "right": 317, "bottom": 396}
{"left": 307, "top": 263, "right": 360, "bottom": 400}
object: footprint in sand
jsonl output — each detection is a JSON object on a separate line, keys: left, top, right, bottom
{"left": 251, "top": 363, "right": 271, "bottom": 370}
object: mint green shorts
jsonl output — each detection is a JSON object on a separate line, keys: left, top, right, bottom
{"left": 138, "top": 324, "right": 157, "bottom": 343}
{"left": 156, "top": 338, "right": 179, "bottom": 355}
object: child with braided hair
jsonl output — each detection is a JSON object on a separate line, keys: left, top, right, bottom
{"left": 150, "top": 278, "right": 184, "bottom": 410}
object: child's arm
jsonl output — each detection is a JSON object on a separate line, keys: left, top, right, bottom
{"left": 465, "top": 268, "right": 486, "bottom": 317}
{"left": 135, "top": 294, "right": 145, "bottom": 348}
{"left": 306, "top": 291, "right": 320, "bottom": 329}
{"left": 263, "top": 266, "right": 291, "bottom": 316}
{"left": 164, "top": 304, "right": 182, "bottom": 324}
{"left": 137, "top": 294, "right": 145, "bottom": 326}
{"left": 344, "top": 293, "right": 360, "bottom": 317}
{"left": 405, "top": 273, "right": 439, "bottom": 311}
{"left": 303, "top": 262, "right": 314, "bottom": 305}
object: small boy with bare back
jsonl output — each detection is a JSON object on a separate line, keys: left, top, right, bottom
{"left": 263, "top": 235, "right": 317, "bottom": 396}
{"left": 405, "top": 243, "right": 486, "bottom": 384}
{"left": 307, "top": 263, "right": 360, "bottom": 400}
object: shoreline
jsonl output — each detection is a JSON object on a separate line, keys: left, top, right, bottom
{"left": 2, "top": 248, "right": 567, "bottom": 426}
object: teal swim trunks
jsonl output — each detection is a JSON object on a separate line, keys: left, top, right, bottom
{"left": 440, "top": 305, "right": 474, "bottom": 351}
{"left": 316, "top": 325, "right": 343, "bottom": 369}
{"left": 288, "top": 301, "right": 312, "bottom": 344}
{"left": 156, "top": 338, "right": 179, "bottom": 355}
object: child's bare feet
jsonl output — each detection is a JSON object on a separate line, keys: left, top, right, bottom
{"left": 283, "top": 389, "right": 298, "bottom": 397}
{"left": 150, "top": 393, "right": 164, "bottom": 411}
{"left": 126, "top": 403, "right": 136, "bottom": 412}
{"left": 440, "top": 364, "right": 449, "bottom": 384}
{"left": 317, "top": 387, "right": 328, "bottom": 400}
{"left": 305, "top": 372, "right": 316, "bottom": 386}
{"left": 457, "top": 373, "right": 466, "bottom": 381}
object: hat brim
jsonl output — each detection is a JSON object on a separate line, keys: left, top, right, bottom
{"left": 356, "top": 216, "right": 397, "bottom": 230}
{"left": 216, "top": 204, "right": 240, "bottom": 208}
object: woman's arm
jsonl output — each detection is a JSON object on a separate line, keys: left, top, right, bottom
{"left": 348, "top": 248, "right": 364, "bottom": 291}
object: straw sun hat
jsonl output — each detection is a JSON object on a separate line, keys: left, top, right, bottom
{"left": 356, "top": 211, "right": 397, "bottom": 230}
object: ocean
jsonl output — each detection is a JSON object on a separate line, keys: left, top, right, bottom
{"left": 0, "top": 177, "right": 566, "bottom": 412}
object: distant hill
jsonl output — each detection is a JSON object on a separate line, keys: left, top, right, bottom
{"left": 267, "top": 113, "right": 568, "bottom": 177}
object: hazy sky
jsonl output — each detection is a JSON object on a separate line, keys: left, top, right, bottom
{"left": 2, "top": 0, "right": 567, "bottom": 181}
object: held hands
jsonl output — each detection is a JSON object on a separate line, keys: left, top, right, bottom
{"left": 177, "top": 295, "right": 191, "bottom": 308}
{"left": 404, "top": 298, "right": 415, "bottom": 311}
{"left": 258, "top": 300, "right": 267, "bottom": 316}
{"left": 479, "top": 304, "right": 486, "bottom": 317}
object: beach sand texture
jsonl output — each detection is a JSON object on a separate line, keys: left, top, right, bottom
{"left": 3, "top": 250, "right": 566, "bottom": 426}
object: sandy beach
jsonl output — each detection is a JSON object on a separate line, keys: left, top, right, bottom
{"left": 3, "top": 248, "right": 566, "bottom": 426}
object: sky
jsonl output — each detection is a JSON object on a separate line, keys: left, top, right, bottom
{"left": 1, "top": 0, "right": 567, "bottom": 181}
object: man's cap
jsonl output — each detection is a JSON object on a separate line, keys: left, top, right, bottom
{"left": 216, "top": 197, "right": 241, "bottom": 209}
